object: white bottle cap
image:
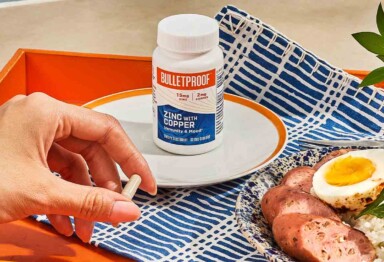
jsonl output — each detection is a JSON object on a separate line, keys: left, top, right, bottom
{"left": 157, "top": 14, "right": 219, "bottom": 54}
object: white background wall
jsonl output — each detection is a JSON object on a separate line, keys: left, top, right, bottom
{"left": 0, "top": 0, "right": 382, "bottom": 71}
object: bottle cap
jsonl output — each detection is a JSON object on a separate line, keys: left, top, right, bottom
{"left": 157, "top": 14, "right": 219, "bottom": 53}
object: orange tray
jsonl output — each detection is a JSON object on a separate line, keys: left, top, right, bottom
{"left": 0, "top": 49, "right": 152, "bottom": 105}
{"left": 0, "top": 49, "right": 380, "bottom": 261}
{"left": 0, "top": 49, "right": 153, "bottom": 261}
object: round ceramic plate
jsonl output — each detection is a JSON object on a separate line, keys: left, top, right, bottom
{"left": 235, "top": 146, "right": 370, "bottom": 262}
{"left": 83, "top": 88, "right": 287, "bottom": 188}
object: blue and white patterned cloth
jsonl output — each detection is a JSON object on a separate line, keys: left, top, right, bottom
{"left": 36, "top": 5, "right": 384, "bottom": 262}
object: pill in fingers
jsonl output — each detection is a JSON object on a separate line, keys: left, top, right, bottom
{"left": 112, "top": 174, "right": 142, "bottom": 228}
{"left": 122, "top": 174, "right": 142, "bottom": 200}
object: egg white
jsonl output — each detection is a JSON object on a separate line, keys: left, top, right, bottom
{"left": 312, "top": 149, "right": 384, "bottom": 211}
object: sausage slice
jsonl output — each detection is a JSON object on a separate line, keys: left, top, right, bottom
{"left": 273, "top": 213, "right": 376, "bottom": 262}
{"left": 261, "top": 185, "right": 340, "bottom": 225}
{"left": 280, "top": 166, "right": 315, "bottom": 193}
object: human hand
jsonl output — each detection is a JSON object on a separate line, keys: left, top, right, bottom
{"left": 0, "top": 93, "right": 156, "bottom": 242}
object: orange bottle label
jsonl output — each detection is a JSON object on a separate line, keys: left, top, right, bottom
{"left": 157, "top": 68, "right": 215, "bottom": 90}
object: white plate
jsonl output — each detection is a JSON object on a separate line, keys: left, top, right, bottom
{"left": 83, "top": 88, "right": 287, "bottom": 188}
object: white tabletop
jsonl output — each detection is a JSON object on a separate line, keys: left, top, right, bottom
{"left": 0, "top": 0, "right": 381, "bottom": 71}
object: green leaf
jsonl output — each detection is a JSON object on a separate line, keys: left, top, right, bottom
{"left": 377, "top": 3, "right": 384, "bottom": 36}
{"left": 352, "top": 32, "right": 384, "bottom": 55}
{"left": 356, "top": 189, "right": 384, "bottom": 219}
{"left": 377, "top": 55, "right": 384, "bottom": 62}
{"left": 358, "top": 66, "right": 384, "bottom": 87}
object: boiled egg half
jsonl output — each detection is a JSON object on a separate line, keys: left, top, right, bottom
{"left": 312, "top": 149, "right": 384, "bottom": 211}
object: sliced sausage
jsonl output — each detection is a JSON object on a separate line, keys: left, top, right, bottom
{"left": 272, "top": 213, "right": 376, "bottom": 262}
{"left": 280, "top": 166, "right": 315, "bottom": 193}
{"left": 261, "top": 185, "right": 340, "bottom": 225}
{"left": 313, "top": 149, "right": 352, "bottom": 170}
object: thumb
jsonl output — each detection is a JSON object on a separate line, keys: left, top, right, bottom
{"left": 47, "top": 178, "right": 141, "bottom": 223}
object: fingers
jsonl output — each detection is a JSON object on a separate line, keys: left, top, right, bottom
{"left": 48, "top": 178, "right": 141, "bottom": 223}
{"left": 57, "top": 137, "right": 122, "bottom": 193}
{"left": 47, "top": 143, "right": 95, "bottom": 242}
{"left": 54, "top": 103, "right": 156, "bottom": 195}
{"left": 47, "top": 143, "right": 91, "bottom": 185}
{"left": 58, "top": 136, "right": 153, "bottom": 194}
{"left": 74, "top": 219, "right": 94, "bottom": 243}
{"left": 47, "top": 214, "right": 73, "bottom": 237}
{"left": 46, "top": 144, "right": 140, "bottom": 223}
{"left": 16, "top": 94, "right": 156, "bottom": 195}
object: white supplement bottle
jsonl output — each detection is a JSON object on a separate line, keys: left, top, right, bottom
{"left": 152, "top": 14, "right": 224, "bottom": 155}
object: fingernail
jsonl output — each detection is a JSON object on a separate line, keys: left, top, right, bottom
{"left": 149, "top": 174, "right": 157, "bottom": 196}
{"left": 81, "top": 236, "right": 91, "bottom": 243}
{"left": 150, "top": 187, "right": 157, "bottom": 196}
{"left": 56, "top": 226, "right": 73, "bottom": 237}
{"left": 63, "top": 230, "right": 74, "bottom": 237}
{"left": 149, "top": 180, "right": 158, "bottom": 196}
{"left": 110, "top": 201, "right": 140, "bottom": 222}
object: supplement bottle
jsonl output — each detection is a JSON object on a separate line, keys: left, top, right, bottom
{"left": 152, "top": 14, "right": 224, "bottom": 155}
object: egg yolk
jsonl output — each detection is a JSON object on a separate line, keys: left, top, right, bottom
{"left": 325, "top": 156, "right": 376, "bottom": 186}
